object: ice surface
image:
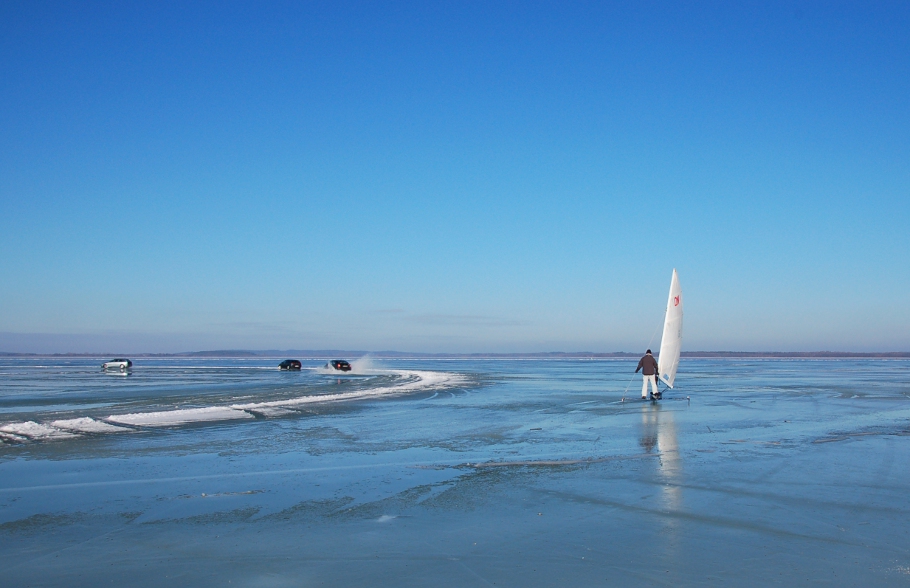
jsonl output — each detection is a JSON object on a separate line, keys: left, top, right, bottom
{"left": 238, "top": 406, "right": 299, "bottom": 417}
{"left": 104, "top": 369, "right": 461, "bottom": 428}
{"left": 232, "top": 369, "right": 464, "bottom": 411}
{"left": 1, "top": 357, "right": 909, "bottom": 586}
{"left": 0, "top": 366, "right": 463, "bottom": 441}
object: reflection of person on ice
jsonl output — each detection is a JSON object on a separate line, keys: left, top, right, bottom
{"left": 636, "top": 349, "right": 660, "bottom": 400}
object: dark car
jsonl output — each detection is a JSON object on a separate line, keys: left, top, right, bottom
{"left": 279, "top": 359, "right": 302, "bottom": 370}
{"left": 330, "top": 360, "right": 352, "bottom": 372}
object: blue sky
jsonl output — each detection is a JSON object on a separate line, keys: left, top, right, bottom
{"left": 1, "top": 1, "right": 908, "bottom": 353}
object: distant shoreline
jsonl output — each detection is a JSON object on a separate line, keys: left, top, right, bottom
{"left": 2, "top": 350, "right": 909, "bottom": 359}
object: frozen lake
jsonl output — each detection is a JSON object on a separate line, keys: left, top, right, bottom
{"left": 1, "top": 357, "right": 909, "bottom": 586}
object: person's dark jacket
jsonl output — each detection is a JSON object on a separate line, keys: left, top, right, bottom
{"left": 635, "top": 354, "right": 659, "bottom": 376}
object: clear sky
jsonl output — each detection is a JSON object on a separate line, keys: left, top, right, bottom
{"left": 1, "top": 1, "right": 908, "bottom": 354}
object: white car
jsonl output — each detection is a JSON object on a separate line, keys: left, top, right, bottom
{"left": 102, "top": 359, "right": 132, "bottom": 371}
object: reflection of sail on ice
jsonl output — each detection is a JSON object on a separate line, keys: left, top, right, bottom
{"left": 658, "top": 269, "right": 683, "bottom": 388}
{"left": 639, "top": 405, "right": 683, "bottom": 512}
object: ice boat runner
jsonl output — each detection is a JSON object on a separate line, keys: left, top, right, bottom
{"left": 657, "top": 269, "right": 683, "bottom": 394}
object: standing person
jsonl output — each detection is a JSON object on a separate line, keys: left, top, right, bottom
{"left": 635, "top": 349, "right": 660, "bottom": 400}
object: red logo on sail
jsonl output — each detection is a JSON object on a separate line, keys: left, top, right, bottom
{"left": 673, "top": 295, "right": 680, "bottom": 307}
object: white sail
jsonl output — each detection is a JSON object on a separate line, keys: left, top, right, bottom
{"left": 658, "top": 269, "right": 683, "bottom": 388}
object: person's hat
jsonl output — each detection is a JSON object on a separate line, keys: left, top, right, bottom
{"left": 646, "top": 349, "right": 652, "bottom": 354}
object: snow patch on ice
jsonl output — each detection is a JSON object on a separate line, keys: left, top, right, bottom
{"left": 51, "top": 417, "right": 131, "bottom": 434}
{"left": 1, "top": 369, "right": 465, "bottom": 443}
{"left": 0, "top": 431, "right": 29, "bottom": 443}
{"left": 0, "top": 421, "right": 77, "bottom": 440}
{"left": 107, "top": 406, "right": 254, "bottom": 427}
{"left": 232, "top": 370, "right": 465, "bottom": 412}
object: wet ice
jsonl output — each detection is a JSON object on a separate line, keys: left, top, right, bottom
{"left": 1, "top": 357, "right": 909, "bottom": 586}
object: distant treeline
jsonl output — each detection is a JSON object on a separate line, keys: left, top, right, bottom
{"left": 2, "top": 350, "right": 909, "bottom": 359}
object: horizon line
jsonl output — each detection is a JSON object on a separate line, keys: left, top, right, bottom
{"left": 2, "top": 350, "right": 910, "bottom": 359}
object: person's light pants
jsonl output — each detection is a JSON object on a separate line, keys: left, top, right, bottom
{"left": 642, "top": 374, "right": 658, "bottom": 398}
